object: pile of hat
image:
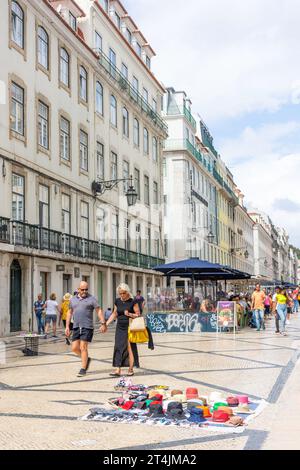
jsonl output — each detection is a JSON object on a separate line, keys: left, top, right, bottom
{"left": 107, "top": 384, "right": 252, "bottom": 427}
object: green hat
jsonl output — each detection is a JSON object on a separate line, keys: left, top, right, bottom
{"left": 212, "top": 402, "right": 228, "bottom": 411}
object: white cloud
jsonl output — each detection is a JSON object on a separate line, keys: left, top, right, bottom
{"left": 124, "top": 0, "right": 300, "bottom": 122}
{"left": 220, "top": 122, "right": 300, "bottom": 245}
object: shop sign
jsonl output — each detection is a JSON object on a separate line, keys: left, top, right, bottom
{"left": 56, "top": 265, "right": 65, "bottom": 272}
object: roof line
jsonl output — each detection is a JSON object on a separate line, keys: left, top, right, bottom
{"left": 93, "top": 1, "right": 164, "bottom": 92}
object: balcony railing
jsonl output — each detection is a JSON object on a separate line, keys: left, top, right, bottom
{"left": 164, "top": 139, "right": 212, "bottom": 172}
{"left": 0, "top": 218, "right": 164, "bottom": 270}
{"left": 165, "top": 105, "right": 197, "bottom": 130}
{"left": 97, "top": 51, "right": 168, "bottom": 135}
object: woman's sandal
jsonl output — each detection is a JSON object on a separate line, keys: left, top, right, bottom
{"left": 109, "top": 372, "right": 121, "bottom": 377}
{"left": 127, "top": 370, "right": 134, "bottom": 376}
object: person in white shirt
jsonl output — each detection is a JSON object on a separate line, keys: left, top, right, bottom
{"left": 44, "top": 293, "right": 59, "bottom": 338}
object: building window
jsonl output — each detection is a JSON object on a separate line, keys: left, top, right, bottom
{"left": 164, "top": 235, "right": 168, "bottom": 258}
{"left": 96, "top": 141, "right": 104, "bottom": 180}
{"left": 132, "top": 76, "right": 139, "bottom": 100}
{"left": 152, "top": 98, "right": 157, "bottom": 111}
{"left": 143, "top": 128, "right": 149, "bottom": 154}
{"left": 143, "top": 88, "right": 148, "bottom": 103}
{"left": 60, "top": 116, "right": 70, "bottom": 161}
{"left": 122, "top": 107, "right": 129, "bottom": 137}
{"left": 96, "top": 207, "right": 105, "bottom": 242}
{"left": 136, "top": 42, "right": 142, "bottom": 57}
{"left": 144, "top": 175, "right": 150, "bottom": 205}
{"left": 94, "top": 31, "right": 102, "bottom": 52}
{"left": 11, "top": 1, "right": 24, "bottom": 49}
{"left": 146, "top": 227, "right": 151, "bottom": 255}
{"left": 80, "top": 201, "right": 89, "bottom": 238}
{"left": 152, "top": 137, "right": 158, "bottom": 162}
{"left": 109, "top": 48, "right": 116, "bottom": 78}
{"left": 155, "top": 232, "right": 160, "bottom": 257}
{"left": 39, "top": 184, "right": 49, "bottom": 228}
{"left": 96, "top": 81, "right": 103, "bottom": 115}
{"left": 99, "top": 0, "right": 108, "bottom": 12}
{"left": 79, "top": 66, "right": 87, "bottom": 102}
{"left": 111, "top": 151, "right": 117, "bottom": 180}
{"left": 110, "top": 95, "right": 117, "bottom": 127}
{"left": 121, "top": 63, "right": 128, "bottom": 79}
{"left": 123, "top": 160, "right": 129, "bottom": 192}
{"left": 153, "top": 181, "right": 158, "bottom": 205}
{"left": 79, "top": 129, "right": 88, "bottom": 171}
{"left": 37, "top": 26, "right": 49, "bottom": 70}
{"left": 133, "top": 118, "right": 139, "bottom": 146}
{"left": 60, "top": 48, "right": 69, "bottom": 87}
{"left": 38, "top": 101, "right": 49, "bottom": 149}
{"left": 69, "top": 12, "right": 77, "bottom": 31}
{"left": 12, "top": 173, "right": 24, "bottom": 221}
{"left": 11, "top": 82, "right": 24, "bottom": 135}
{"left": 111, "top": 213, "right": 119, "bottom": 246}
{"left": 126, "top": 28, "right": 132, "bottom": 44}
{"left": 134, "top": 168, "right": 140, "bottom": 200}
{"left": 136, "top": 224, "right": 141, "bottom": 253}
{"left": 62, "top": 193, "right": 70, "bottom": 234}
{"left": 125, "top": 219, "right": 130, "bottom": 251}
{"left": 146, "top": 56, "right": 151, "bottom": 69}
{"left": 114, "top": 12, "right": 121, "bottom": 29}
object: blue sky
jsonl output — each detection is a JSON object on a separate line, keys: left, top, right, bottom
{"left": 124, "top": 0, "right": 300, "bottom": 246}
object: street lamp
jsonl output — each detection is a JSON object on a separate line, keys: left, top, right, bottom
{"left": 191, "top": 225, "right": 215, "bottom": 243}
{"left": 91, "top": 175, "right": 138, "bottom": 207}
{"left": 230, "top": 246, "right": 249, "bottom": 259}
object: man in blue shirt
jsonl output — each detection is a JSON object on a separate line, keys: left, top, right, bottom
{"left": 33, "top": 294, "right": 45, "bottom": 334}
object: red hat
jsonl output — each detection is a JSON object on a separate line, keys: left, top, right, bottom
{"left": 150, "top": 400, "right": 162, "bottom": 406}
{"left": 121, "top": 401, "right": 135, "bottom": 410}
{"left": 151, "top": 394, "right": 163, "bottom": 402}
{"left": 237, "top": 395, "right": 249, "bottom": 404}
{"left": 212, "top": 410, "right": 230, "bottom": 423}
{"left": 186, "top": 387, "right": 199, "bottom": 400}
{"left": 227, "top": 396, "right": 239, "bottom": 407}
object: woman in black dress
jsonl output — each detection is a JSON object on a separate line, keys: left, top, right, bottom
{"left": 105, "top": 283, "right": 141, "bottom": 377}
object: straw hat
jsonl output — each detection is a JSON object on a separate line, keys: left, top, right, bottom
{"left": 63, "top": 293, "right": 72, "bottom": 301}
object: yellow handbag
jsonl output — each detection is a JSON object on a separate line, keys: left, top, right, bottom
{"left": 128, "top": 327, "right": 149, "bottom": 343}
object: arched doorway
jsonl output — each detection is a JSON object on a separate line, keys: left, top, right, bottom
{"left": 10, "top": 259, "right": 22, "bottom": 332}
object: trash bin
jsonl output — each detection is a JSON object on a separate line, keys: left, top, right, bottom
{"left": 22, "top": 336, "right": 39, "bottom": 356}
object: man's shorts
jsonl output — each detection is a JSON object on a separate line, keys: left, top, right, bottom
{"left": 72, "top": 327, "right": 94, "bottom": 343}
{"left": 45, "top": 315, "right": 57, "bottom": 325}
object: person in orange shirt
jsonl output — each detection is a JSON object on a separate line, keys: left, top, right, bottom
{"left": 251, "top": 284, "right": 266, "bottom": 331}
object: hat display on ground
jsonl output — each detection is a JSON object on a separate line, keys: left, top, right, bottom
{"left": 165, "top": 402, "right": 186, "bottom": 420}
{"left": 237, "top": 395, "right": 249, "bottom": 404}
{"left": 171, "top": 394, "right": 187, "bottom": 403}
{"left": 212, "top": 401, "right": 228, "bottom": 411}
{"left": 199, "top": 396, "right": 208, "bottom": 406}
{"left": 195, "top": 405, "right": 212, "bottom": 418}
{"left": 187, "top": 399, "right": 204, "bottom": 408}
{"left": 171, "top": 389, "right": 183, "bottom": 396}
{"left": 212, "top": 410, "right": 230, "bottom": 423}
{"left": 227, "top": 396, "right": 239, "bottom": 407}
{"left": 149, "top": 403, "right": 165, "bottom": 417}
{"left": 228, "top": 416, "right": 244, "bottom": 426}
{"left": 217, "top": 406, "right": 234, "bottom": 416}
{"left": 187, "top": 407, "right": 206, "bottom": 423}
{"left": 186, "top": 387, "right": 199, "bottom": 400}
{"left": 209, "top": 392, "right": 227, "bottom": 404}
{"left": 235, "top": 403, "right": 254, "bottom": 414}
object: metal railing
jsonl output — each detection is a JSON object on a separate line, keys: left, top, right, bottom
{"left": 164, "top": 139, "right": 212, "bottom": 172}
{"left": 97, "top": 51, "right": 168, "bottom": 135}
{"left": 0, "top": 217, "right": 164, "bottom": 269}
{"left": 165, "top": 105, "right": 197, "bottom": 130}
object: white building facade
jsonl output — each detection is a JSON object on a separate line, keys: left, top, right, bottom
{"left": 0, "top": 0, "right": 167, "bottom": 335}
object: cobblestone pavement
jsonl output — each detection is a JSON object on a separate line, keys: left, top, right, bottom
{"left": 1, "top": 314, "right": 300, "bottom": 450}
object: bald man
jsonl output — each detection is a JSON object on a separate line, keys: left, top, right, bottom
{"left": 66, "top": 281, "right": 106, "bottom": 377}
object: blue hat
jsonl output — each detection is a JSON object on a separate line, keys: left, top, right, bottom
{"left": 188, "top": 407, "right": 206, "bottom": 423}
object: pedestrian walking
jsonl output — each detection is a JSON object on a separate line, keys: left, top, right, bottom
{"left": 33, "top": 294, "right": 45, "bottom": 335}
{"left": 44, "top": 293, "right": 59, "bottom": 338}
{"left": 264, "top": 290, "right": 272, "bottom": 320}
{"left": 59, "top": 293, "right": 73, "bottom": 345}
{"left": 251, "top": 284, "right": 266, "bottom": 331}
{"left": 134, "top": 290, "right": 154, "bottom": 350}
{"left": 292, "top": 287, "right": 299, "bottom": 313}
{"left": 66, "top": 281, "right": 106, "bottom": 377}
{"left": 105, "top": 283, "right": 141, "bottom": 377}
{"left": 273, "top": 287, "right": 289, "bottom": 335}
{"left": 272, "top": 286, "right": 281, "bottom": 334}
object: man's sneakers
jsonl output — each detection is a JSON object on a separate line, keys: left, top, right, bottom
{"left": 77, "top": 358, "right": 92, "bottom": 377}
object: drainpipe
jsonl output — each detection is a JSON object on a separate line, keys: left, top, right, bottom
{"left": 31, "top": 255, "right": 34, "bottom": 333}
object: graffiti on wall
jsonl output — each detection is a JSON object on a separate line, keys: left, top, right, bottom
{"left": 147, "top": 312, "right": 218, "bottom": 333}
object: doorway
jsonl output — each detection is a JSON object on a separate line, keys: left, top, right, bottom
{"left": 10, "top": 260, "right": 22, "bottom": 332}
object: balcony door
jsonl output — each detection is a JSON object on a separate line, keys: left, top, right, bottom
{"left": 10, "top": 259, "right": 22, "bottom": 332}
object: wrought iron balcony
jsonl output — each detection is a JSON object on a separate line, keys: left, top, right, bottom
{"left": 0, "top": 217, "right": 164, "bottom": 270}
{"left": 97, "top": 51, "right": 168, "bottom": 135}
